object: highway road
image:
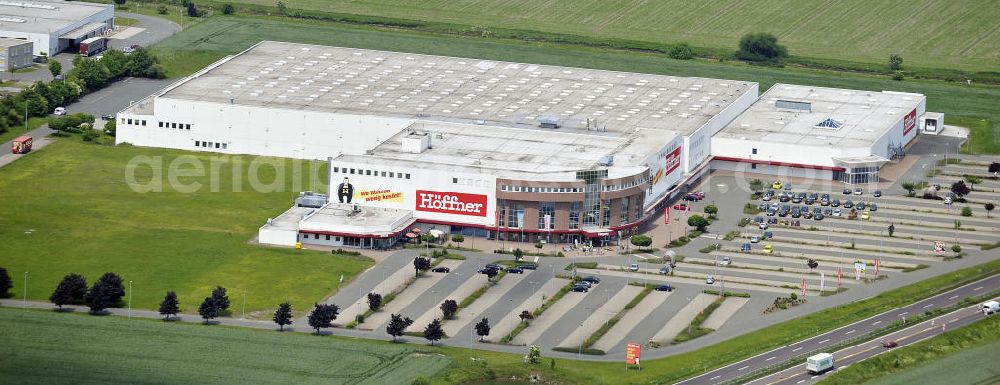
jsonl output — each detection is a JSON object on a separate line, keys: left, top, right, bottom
{"left": 748, "top": 299, "right": 996, "bottom": 385}
{"left": 674, "top": 273, "right": 1000, "bottom": 385}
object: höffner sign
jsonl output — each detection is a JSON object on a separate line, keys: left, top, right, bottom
{"left": 416, "top": 190, "right": 488, "bottom": 217}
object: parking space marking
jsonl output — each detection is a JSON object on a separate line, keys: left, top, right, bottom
{"left": 512, "top": 285, "right": 587, "bottom": 345}
{"left": 557, "top": 285, "right": 644, "bottom": 348}
{"left": 592, "top": 289, "right": 672, "bottom": 352}
{"left": 443, "top": 273, "right": 529, "bottom": 337}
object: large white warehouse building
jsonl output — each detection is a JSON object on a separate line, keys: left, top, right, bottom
{"left": 0, "top": 0, "right": 114, "bottom": 57}
{"left": 118, "top": 41, "right": 940, "bottom": 248}
{"left": 118, "top": 41, "right": 758, "bottom": 246}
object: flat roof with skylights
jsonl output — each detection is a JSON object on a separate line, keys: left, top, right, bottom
{"left": 715, "top": 83, "right": 924, "bottom": 148}
{"left": 160, "top": 41, "right": 755, "bottom": 136}
{"left": 0, "top": 0, "right": 111, "bottom": 34}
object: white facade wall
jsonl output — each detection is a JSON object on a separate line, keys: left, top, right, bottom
{"left": 682, "top": 83, "right": 759, "bottom": 173}
{"left": 711, "top": 137, "right": 841, "bottom": 168}
{"left": 328, "top": 160, "right": 498, "bottom": 227}
{"left": 643, "top": 134, "right": 684, "bottom": 209}
{"left": 117, "top": 98, "right": 413, "bottom": 160}
{"left": 258, "top": 226, "right": 297, "bottom": 246}
{"left": 870, "top": 97, "right": 926, "bottom": 158}
{"left": 1, "top": 6, "right": 114, "bottom": 56}
{"left": 710, "top": 160, "right": 834, "bottom": 180}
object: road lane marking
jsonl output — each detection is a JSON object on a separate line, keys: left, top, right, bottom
{"left": 974, "top": 286, "right": 983, "bottom": 291}
{"left": 792, "top": 347, "right": 802, "bottom": 352}
{"left": 819, "top": 338, "right": 830, "bottom": 344}
{"left": 766, "top": 356, "right": 776, "bottom": 361}
{"left": 845, "top": 329, "right": 856, "bottom": 335}
{"left": 899, "top": 311, "right": 908, "bottom": 316}
{"left": 872, "top": 320, "right": 882, "bottom": 325}
{"left": 738, "top": 365, "right": 749, "bottom": 371}
{"left": 812, "top": 376, "right": 819, "bottom": 379}
{"left": 797, "top": 380, "right": 806, "bottom": 384}
{"left": 838, "top": 345, "right": 879, "bottom": 360}
{"left": 923, "top": 304, "right": 934, "bottom": 309}
{"left": 951, "top": 318, "right": 960, "bottom": 323}
{"left": 948, "top": 295, "right": 959, "bottom": 300}
{"left": 710, "top": 375, "right": 721, "bottom": 380}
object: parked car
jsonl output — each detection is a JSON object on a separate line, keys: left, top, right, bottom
{"left": 581, "top": 276, "right": 601, "bottom": 284}
{"left": 628, "top": 263, "right": 639, "bottom": 272}
{"left": 431, "top": 267, "right": 450, "bottom": 273}
{"left": 706, "top": 275, "right": 715, "bottom": 284}
{"left": 843, "top": 188, "right": 852, "bottom": 195}
{"left": 506, "top": 267, "right": 524, "bottom": 274}
{"left": 518, "top": 263, "right": 538, "bottom": 270}
{"left": 122, "top": 46, "right": 135, "bottom": 54}
{"left": 803, "top": 211, "right": 813, "bottom": 219}
{"left": 759, "top": 222, "right": 769, "bottom": 230}
{"left": 53, "top": 107, "right": 66, "bottom": 115}
{"left": 478, "top": 268, "right": 498, "bottom": 275}
{"left": 762, "top": 231, "right": 773, "bottom": 239}
{"left": 720, "top": 256, "right": 732, "bottom": 266}
{"left": 485, "top": 263, "right": 503, "bottom": 271}
{"left": 870, "top": 203, "right": 878, "bottom": 212}
{"left": 873, "top": 190, "right": 882, "bottom": 197}
{"left": 571, "top": 285, "right": 589, "bottom": 293}
{"left": 783, "top": 184, "right": 793, "bottom": 191}
{"left": 861, "top": 211, "right": 871, "bottom": 220}
{"left": 766, "top": 208, "right": 777, "bottom": 216}
{"left": 659, "top": 266, "right": 670, "bottom": 275}
{"left": 831, "top": 199, "right": 840, "bottom": 207}
{"left": 673, "top": 203, "right": 689, "bottom": 211}
{"left": 814, "top": 213, "right": 824, "bottom": 220}
{"left": 763, "top": 244, "right": 773, "bottom": 254}
{"left": 575, "top": 281, "right": 593, "bottom": 288}
{"left": 944, "top": 196, "right": 953, "bottom": 204}
{"left": 791, "top": 220, "right": 801, "bottom": 227}
{"left": 791, "top": 208, "right": 801, "bottom": 218}
{"left": 843, "top": 200, "right": 854, "bottom": 208}
{"left": 762, "top": 194, "right": 772, "bottom": 201}
{"left": 856, "top": 201, "right": 866, "bottom": 210}
{"left": 101, "top": 114, "right": 114, "bottom": 121}
{"left": 754, "top": 216, "right": 765, "bottom": 224}
{"left": 740, "top": 243, "right": 752, "bottom": 252}
{"left": 767, "top": 217, "right": 777, "bottom": 224}
{"left": 654, "top": 285, "right": 674, "bottom": 292}
{"left": 854, "top": 188, "right": 864, "bottom": 195}
{"left": 683, "top": 193, "right": 699, "bottom": 201}
{"left": 772, "top": 181, "right": 783, "bottom": 189}
{"left": 833, "top": 209, "right": 842, "bottom": 217}
{"left": 750, "top": 236, "right": 760, "bottom": 243}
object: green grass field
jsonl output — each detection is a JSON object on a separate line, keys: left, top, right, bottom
{"left": 220, "top": 0, "right": 999, "bottom": 72}
{"left": 0, "top": 117, "right": 49, "bottom": 146}
{"left": 0, "top": 308, "right": 450, "bottom": 384}
{"left": 0, "top": 140, "right": 371, "bottom": 316}
{"left": 150, "top": 15, "right": 1000, "bottom": 154}
{"left": 818, "top": 313, "right": 1000, "bottom": 385}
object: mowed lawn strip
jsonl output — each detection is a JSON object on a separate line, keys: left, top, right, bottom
{"left": 0, "top": 308, "right": 449, "bottom": 385}
{"left": 0, "top": 140, "right": 371, "bottom": 315}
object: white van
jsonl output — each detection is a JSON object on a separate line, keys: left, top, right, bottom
{"left": 983, "top": 301, "right": 1000, "bottom": 315}
{"left": 806, "top": 353, "right": 834, "bottom": 375}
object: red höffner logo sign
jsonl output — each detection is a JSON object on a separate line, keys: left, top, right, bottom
{"left": 416, "top": 190, "right": 488, "bottom": 217}
{"left": 902, "top": 109, "right": 917, "bottom": 136}
{"left": 665, "top": 147, "right": 682, "bottom": 175}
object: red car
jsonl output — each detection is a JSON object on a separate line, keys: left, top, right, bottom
{"left": 673, "top": 203, "right": 688, "bottom": 211}
{"left": 695, "top": 191, "right": 706, "bottom": 199}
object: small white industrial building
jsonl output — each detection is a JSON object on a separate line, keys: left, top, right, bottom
{"left": 0, "top": 0, "right": 114, "bottom": 57}
{"left": 0, "top": 37, "right": 32, "bottom": 70}
{"left": 710, "top": 84, "right": 929, "bottom": 183}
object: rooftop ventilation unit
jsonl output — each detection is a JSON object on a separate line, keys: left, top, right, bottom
{"left": 538, "top": 116, "right": 561, "bottom": 129}
{"left": 401, "top": 131, "right": 431, "bottom": 154}
{"left": 775, "top": 100, "right": 811, "bottom": 112}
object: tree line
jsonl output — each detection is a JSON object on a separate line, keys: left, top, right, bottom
{"left": 0, "top": 48, "right": 165, "bottom": 136}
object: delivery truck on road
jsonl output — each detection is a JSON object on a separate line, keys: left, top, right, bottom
{"left": 806, "top": 353, "right": 834, "bottom": 375}
{"left": 11, "top": 136, "right": 32, "bottom": 154}
{"left": 79, "top": 37, "right": 107, "bottom": 57}
{"left": 984, "top": 300, "right": 999, "bottom": 315}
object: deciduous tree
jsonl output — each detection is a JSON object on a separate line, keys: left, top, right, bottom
{"left": 951, "top": 180, "right": 970, "bottom": 198}
{"left": 440, "top": 299, "right": 458, "bottom": 320}
{"left": 985, "top": 203, "right": 995, "bottom": 218}
{"left": 273, "top": 302, "right": 293, "bottom": 331}
{"left": 386, "top": 313, "right": 414, "bottom": 342}
{"left": 50, "top": 273, "right": 88, "bottom": 309}
{"left": 475, "top": 317, "right": 490, "bottom": 342}
{"left": 367, "top": 292, "right": 382, "bottom": 311}
{"left": 737, "top": 33, "right": 788, "bottom": 62}
{"left": 413, "top": 257, "right": 432, "bottom": 276}
{"left": 630, "top": 235, "right": 652, "bottom": 248}
{"left": 307, "top": 303, "right": 339, "bottom": 333}
{"left": 423, "top": 318, "right": 444, "bottom": 345}
{"left": 687, "top": 215, "right": 709, "bottom": 231}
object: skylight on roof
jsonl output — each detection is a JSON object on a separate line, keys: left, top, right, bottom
{"left": 815, "top": 118, "right": 843, "bottom": 130}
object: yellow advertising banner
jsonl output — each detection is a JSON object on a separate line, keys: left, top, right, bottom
{"left": 355, "top": 189, "right": 404, "bottom": 203}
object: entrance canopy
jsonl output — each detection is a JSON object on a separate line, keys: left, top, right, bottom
{"left": 59, "top": 22, "right": 107, "bottom": 41}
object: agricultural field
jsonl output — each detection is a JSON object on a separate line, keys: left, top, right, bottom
{"left": 150, "top": 16, "right": 1000, "bottom": 154}
{"left": 219, "top": 0, "right": 1000, "bottom": 72}
{"left": 0, "top": 308, "right": 449, "bottom": 384}
{"left": 0, "top": 140, "right": 371, "bottom": 315}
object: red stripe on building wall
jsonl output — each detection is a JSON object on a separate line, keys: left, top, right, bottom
{"left": 711, "top": 156, "right": 846, "bottom": 171}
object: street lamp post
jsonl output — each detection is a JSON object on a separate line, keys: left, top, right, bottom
{"left": 127, "top": 280, "right": 133, "bottom": 318}
{"left": 242, "top": 289, "right": 247, "bottom": 319}
{"left": 22, "top": 271, "right": 28, "bottom": 308}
